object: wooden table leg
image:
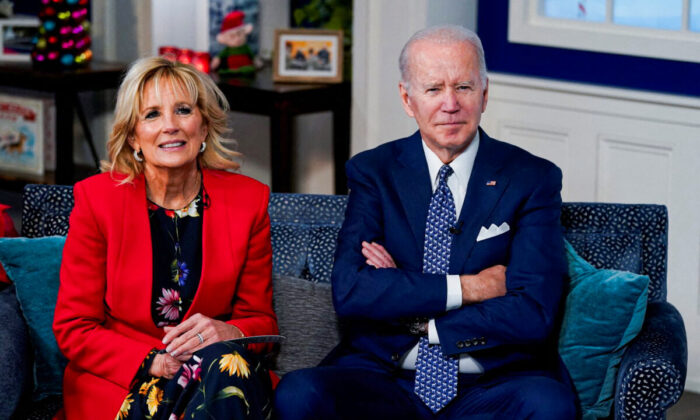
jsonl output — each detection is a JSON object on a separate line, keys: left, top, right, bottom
{"left": 54, "top": 91, "right": 74, "bottom": 185}
{"left": 73, "top": 92, "right": 100, "bottom": 169}
{"left": 270, "top": 100, "right": 294, "bottom": 192}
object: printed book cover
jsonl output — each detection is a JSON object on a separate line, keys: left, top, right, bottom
{"left": 0, "top": 93, "right": 55, "bottom": 176}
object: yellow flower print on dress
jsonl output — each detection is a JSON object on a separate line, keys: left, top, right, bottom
{"left": 115, "top": 393, "right": 133, "bottom": 420}
{"left": 147, "top": 385, "right": 163, "bottom": 417}
{"left": 218, "top": 352, "right": 250, "bottom": 378}
{"left": 139, "top": 377, "right": 159, "bottom": 396}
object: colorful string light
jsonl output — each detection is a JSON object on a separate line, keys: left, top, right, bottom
{"left": 32, "top": 0, "right": 92, "bottom": 68}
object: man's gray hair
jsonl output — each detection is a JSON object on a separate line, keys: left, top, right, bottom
{"left": 399, "top": 24, "right": 488, "bottom": 93}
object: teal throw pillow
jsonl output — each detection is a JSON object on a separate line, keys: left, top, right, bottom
{"left": 559, "top": 239, "right": 649, "bottom": 420}
{"left": 0, "top": 236, "right": 67, "bottom": 401}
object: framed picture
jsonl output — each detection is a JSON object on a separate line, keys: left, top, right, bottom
{"left": 273, "top": 29, "right": 343, "bottom": 83}
{"left": 0, "top": 92, "right": 55, "bottom": 176}
{"left": 0, "top": 16, "right": 40, "bottom": 62}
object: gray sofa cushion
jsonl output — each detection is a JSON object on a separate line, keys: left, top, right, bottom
{"left": 271, "top": 274, "right": 339, "bottom": 375}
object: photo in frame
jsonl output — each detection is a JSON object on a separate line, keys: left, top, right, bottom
{"left": 273, "top": 29, "right": 343, "bottom": 83}
{"left": 0, "top": 16, "right": 39, "bottom": 62}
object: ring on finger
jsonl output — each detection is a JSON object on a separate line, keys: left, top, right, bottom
{"left": 196, "top": 332, "right": 204, "bottom": 344}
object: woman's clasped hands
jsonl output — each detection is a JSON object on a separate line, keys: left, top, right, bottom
{"left": 149, "top": 313, "right": 245, "bottom": 378}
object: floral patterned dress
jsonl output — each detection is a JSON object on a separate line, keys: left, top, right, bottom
{"left": 115, "top": 191, "right": 273, "bottom": 420}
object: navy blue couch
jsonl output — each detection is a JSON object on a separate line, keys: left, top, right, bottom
{"left": 0, "top": 184, "right": 687, "bottom": 419}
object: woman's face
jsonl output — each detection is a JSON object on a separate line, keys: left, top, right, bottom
{"left": 131, "top": 78, "right": 207, "bottom": 173}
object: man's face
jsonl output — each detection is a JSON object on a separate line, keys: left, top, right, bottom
{"left": 399, "top": 40, "right": 488, "bottom": 163}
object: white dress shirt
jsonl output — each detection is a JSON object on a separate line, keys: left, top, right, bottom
{"left": 400, "top": 132, "right": 484, "bottom": 373}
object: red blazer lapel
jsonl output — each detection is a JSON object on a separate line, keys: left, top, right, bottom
{"left": 107, "top": 175, "right": 159, "bottom": 336}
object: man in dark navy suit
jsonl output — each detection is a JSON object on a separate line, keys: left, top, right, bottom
{"left": 275, "top": 25, "right": 577, "bottom": 419}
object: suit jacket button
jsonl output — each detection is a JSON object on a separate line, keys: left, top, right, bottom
{"left": 391, "top": 353, "right": 400, "bottom": 362}
{"left": 464, "top": 341, "right": 472, "bottom": 347}
{"left": 457, "top": 341, "right": 464, "bottom": 349}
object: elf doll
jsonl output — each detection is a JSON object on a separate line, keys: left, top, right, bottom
{"left": 211, "top": 10, "right": 256, "bottom": 76}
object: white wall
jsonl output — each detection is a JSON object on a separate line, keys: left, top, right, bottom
{"left": 150, "top": 0, "right": 209, "bottom": 55}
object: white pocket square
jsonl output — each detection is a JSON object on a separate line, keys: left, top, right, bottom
{"left": 476, "top": 222, "right": 510, "bottom": 242}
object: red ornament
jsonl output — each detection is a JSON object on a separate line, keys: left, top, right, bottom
{"left": 177, "top": 49, "right": 194, "bottom": 64}
{"left": 158, "top": 46, "right": 211, "bottom": 73}
{"left": 191, "top": 52, "right": 211, "bottom": 73}
{"left": 159, "top": 46, "right": 180, "bottom": 61}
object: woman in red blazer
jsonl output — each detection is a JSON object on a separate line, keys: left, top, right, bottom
{"left": 53, "top": 57, "right": 278, "bottom": 420}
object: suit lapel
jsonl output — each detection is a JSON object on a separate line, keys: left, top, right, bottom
{"left": 392, "top": 132, "right": 433, "bottom": 250}
{"left": 449, "top": 130, "right": 511, "bottom": 272}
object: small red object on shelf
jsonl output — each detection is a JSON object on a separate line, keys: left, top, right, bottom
{"left": 158, "top": 46, "right": 210, "bottom": 73}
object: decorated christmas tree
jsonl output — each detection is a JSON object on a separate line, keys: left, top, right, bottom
{"left": 32, "top": 0, "right": 92, "bottom": 68}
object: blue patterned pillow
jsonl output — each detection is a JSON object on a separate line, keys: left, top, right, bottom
{"left": 559, "top": 240, "right": 649, "bottom": 419}
{"left": 0, "top": 236, "right": 67, "bottom": 401}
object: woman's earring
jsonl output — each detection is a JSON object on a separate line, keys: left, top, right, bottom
{"left": 133, "top": 149, "right": 144, "bottom": 162}
{"left": 200, "top": 142, "right": 207, "bottom": 153}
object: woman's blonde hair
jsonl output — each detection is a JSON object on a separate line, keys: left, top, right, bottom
{"left": 101, "top": 56, "right": 240, "bottom": 182}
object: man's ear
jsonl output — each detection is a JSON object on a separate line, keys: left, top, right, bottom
{"left": 481, "top": 78, "right": 489, "bottom": 113}
{"left": 399, "top": 82, "right": 415, "bottom": 118}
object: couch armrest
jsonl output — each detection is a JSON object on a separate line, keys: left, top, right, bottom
{"left": 0, "top": 285, "right": 32, "bottom": 419}
{"left": 614, "top": 301, "right": 687, "bottom": 419}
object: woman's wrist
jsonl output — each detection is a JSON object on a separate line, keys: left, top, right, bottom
{"left": 148, "top": 353, "right": 163, "bottom": 377}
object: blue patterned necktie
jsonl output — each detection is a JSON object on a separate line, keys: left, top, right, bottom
{"left": 415, "top": 164, "right": 459, "bottom": 413}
